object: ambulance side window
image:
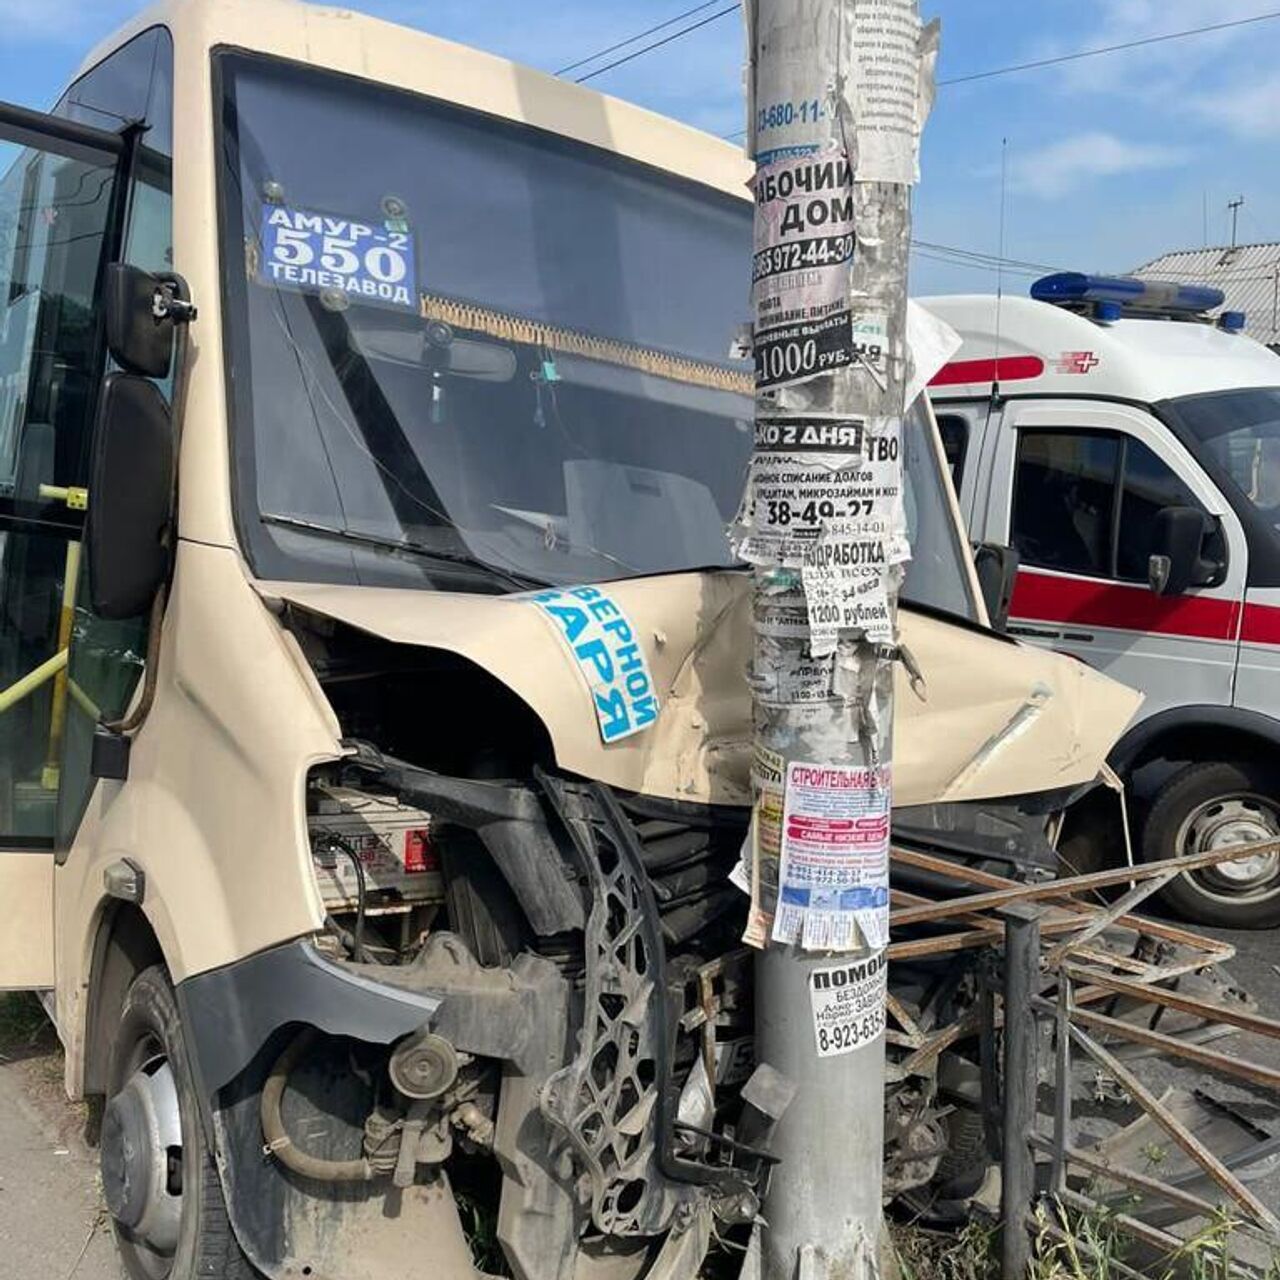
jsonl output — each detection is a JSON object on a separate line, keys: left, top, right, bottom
{"left": 1012, "top": 428, "right": 1205, "bottom": 583}
{"left": 1115, "top": 438, "right": 1201, "bottom": 582}
{"left": 1011, "top": 431, "right": 1119, "bottom": 578}
{"left": 935, "top": 414, "right": 968, "bottom": 486}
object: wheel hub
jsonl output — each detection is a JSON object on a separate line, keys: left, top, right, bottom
{"left": 101, "top": 1059, "right": 183, "bottom": 1255}
{"left": 1183, "top": 796, "right": 1280, "bottom": 894}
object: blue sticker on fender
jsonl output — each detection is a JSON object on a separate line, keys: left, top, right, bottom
{"left": 259, "top": 203, "right": 417, "bottom": 311}
{"left": 528, "top": 586, "right": 659, "bottom": 744}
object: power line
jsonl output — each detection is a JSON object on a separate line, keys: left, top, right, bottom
{"left": 573, "top": 4, "right": 739, "bottom": 84}
{"left": 722, "top": 9, "right": 1280, "bottom": 138}
{"left": 939, "top": 10, "right": 1280, "bottom": 88}
{"left": 555, "top": 1, "right": 724, "bottom": 77}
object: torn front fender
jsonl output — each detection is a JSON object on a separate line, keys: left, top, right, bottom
{"left": 258, "top": 572, "right": 1141, "bottom": 809}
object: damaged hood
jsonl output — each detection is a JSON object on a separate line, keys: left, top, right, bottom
{"left": 260, "top": 572, "right": 1141, "bottom": 808}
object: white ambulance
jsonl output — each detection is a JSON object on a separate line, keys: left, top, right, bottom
{"left": 923, "top": 273, "right": 1280, "bottom": 927}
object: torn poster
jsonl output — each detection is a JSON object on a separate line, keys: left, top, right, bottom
{"left": 772, "top": 760, "right": 891, "bottom": 952}
{"left": 850, "top": 0, "right": 926, "bottom": 185}
{"left": 742, "top": 743, "right": 786, "bottom": 949}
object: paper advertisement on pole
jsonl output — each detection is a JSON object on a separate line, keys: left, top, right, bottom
{"left": 771, "top": 761, "right": 891, "bottom": 952}
{"left": 808, "top": 951, "right": 888, "bottom": 1056}
{"left": 743, "top": 743, "right": 787, "bottom": 948}
{"left": 850, "top": 0, "right": 926, "bottom": 184}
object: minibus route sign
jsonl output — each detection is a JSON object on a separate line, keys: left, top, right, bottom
{"left": 259, "top": 203, "right": 418, "bottom": 311}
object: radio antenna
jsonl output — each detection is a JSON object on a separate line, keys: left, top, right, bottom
{"left": 986, "top": 137, "right": 1009, "bottom": 422}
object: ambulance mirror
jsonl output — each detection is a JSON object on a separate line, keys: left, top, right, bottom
{"left": 1148, "top": 506, "right": 1225, "bottom": 597}
{"left": 972, "top": 542, "right": 1019, "bottom": 632}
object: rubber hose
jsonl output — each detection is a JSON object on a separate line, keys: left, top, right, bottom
{"left": 260, "top": 1028, "right": 376, "bottom": 1183}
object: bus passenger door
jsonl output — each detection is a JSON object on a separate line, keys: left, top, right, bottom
{"left": 0, "top": 105, "right": 130, "bottom": 988}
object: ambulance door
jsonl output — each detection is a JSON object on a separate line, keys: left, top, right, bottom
{"left": 983, "top": 401, "right": 1245, "bottom": 717}
{"left": 0, "top": 105, "right": 132, "bottom": 988}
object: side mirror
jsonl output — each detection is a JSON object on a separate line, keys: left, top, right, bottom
{"left": 1148, "top": 506, "right": 1225, "bottom": 596}
{"left": 105, "top": 264, "right": 196, "bottom": 379}
{"left": 972, "top": 541, "right": 1020, "bottom": 632}
{"left": 85, "top": 373, "right": 174, "bottom": 619}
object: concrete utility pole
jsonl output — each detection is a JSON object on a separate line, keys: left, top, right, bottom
{"left": 734, "top": 4, "right": 936, "bottom": 1279}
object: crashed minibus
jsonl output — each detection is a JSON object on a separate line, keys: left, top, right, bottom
{"left": 0, "top": 2, "right": 1139, "bottom": 1276}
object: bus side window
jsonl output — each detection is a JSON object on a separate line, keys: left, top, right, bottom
{"left": 0, "top": 135, "right": 121, "bottom": 840}
{"left": 52, "top": 27, "right": 174, "bottom": 850}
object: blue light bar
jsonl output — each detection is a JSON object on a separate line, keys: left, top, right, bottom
{"left": 1031, "top": 272, "right": 1225, "bottom": 315}
{"left": 1220, "top": 311, "right": 1247, "bottom": 333}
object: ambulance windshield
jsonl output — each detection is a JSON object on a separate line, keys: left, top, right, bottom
{"left": 215, "top": 52, "right": 977, "bottom": 621}
{"left": 1173, "top": 387, "right": 1280, "bottom": 518}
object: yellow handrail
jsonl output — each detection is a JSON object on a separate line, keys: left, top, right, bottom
{"left": 0, "top": 648, "right": 68, "bottom": 715}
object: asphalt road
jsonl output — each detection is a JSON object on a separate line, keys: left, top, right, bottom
{"left": 0, "top": 926, "right": 1275, "bottom": 1280}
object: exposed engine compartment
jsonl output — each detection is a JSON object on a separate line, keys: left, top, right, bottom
{"left": 211, "top": 608, "right": 1011, "bottom": 1280}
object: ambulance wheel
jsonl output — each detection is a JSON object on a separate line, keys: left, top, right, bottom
{"left": 1142, "top": 762, "right": 1280, "bottom": 929}
{"left": 102, "top": 965, "right": 258, "bottom": 1279}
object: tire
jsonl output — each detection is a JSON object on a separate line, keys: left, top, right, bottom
{"left": 934, "top": 1106, "right": 990, "bottom": 1198}
{"left": 1141, "top": 761, "right": 1280, "bottom": 929}
{"left": 103, "top": 965, "right": 258, "bottom": 1279}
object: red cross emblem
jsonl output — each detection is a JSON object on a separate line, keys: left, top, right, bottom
{"left": 1056, "top": 350, "right": 1099, "bottom": 374}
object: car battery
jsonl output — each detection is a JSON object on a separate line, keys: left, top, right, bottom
{"left": 308, "top": 786, "right": 445, "bottom": 911}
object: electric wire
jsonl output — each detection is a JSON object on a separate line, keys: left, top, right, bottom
{"left": 939, "top": 10, "right": 1280, "bottom": 88}
{"left": 573, "top": 4, "right": 739, "bottom": 84}
{"left": 721, "top": 10, "right": 1280, "bottom": 138}
{"left": 556, "top": 0, "right": 724, "bottom": 76}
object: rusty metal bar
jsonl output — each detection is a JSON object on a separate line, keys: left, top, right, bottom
{"left": 1062, "top": 966, "right": 1280, "bottom": 1041}
{"left": 1055, "top": 1187, "right": 1190, "bottom": 1258}
{"left": 891, "top": 841, "right": 1280, "bottom": 928}
{"left": 885, "top": 991, "right": 926, "bottom": 1047}
{"left": 892, "top": 846, "right": 1237, "bottom": 963}
{"left": 1041, "top": 869, "right": 1178, "bottom": 967}
{"left": 1065, "top": 1021, "right": 1280, "bottom": 1232}
{"left": 1028, "top": 1134, "right": 1227, "bottom": 1223}
{"left": 1055, "top": 1002, "right": 1280, "bottom": 1091}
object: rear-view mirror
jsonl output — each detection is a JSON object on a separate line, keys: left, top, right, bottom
{"left": 105, "top": 263, "right": 177, "bottom": 379}
{"left": 972, "top": 541, "right": 1020, "bottom": 632}
{"left": 1148, "top": 506, "right": 1225, "bottom": 596}
{"left": 85, "top": 373, "right": 174, "bottom": 619}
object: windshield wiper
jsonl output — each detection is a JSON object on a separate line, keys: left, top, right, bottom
{"left": 260, "top": 513, "right": 545, "bottom": 591}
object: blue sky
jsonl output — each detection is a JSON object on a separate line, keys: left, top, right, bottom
{"left": 2, "top": 0, "right": 1278, "bottom": 297}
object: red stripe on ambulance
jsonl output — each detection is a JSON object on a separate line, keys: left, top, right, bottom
{"left": 1010, "top": 571, "right": 1240, "bottom": 640}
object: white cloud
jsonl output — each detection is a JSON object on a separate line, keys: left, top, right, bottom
{"left": 1033, "top": 0, "right": 1280, "bottom": 97}
{"left": 1008, "top": 131, "right": 1187, "bottom": 199}
{"left": 1193, "top": 72, "right": 1280, "bottom": 140}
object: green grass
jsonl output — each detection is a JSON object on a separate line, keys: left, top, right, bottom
{"left": 893, "top": 1220, "right": 1000, "bottom": 1280}
{"left": 0, "top": 991, "right": 54, "bottom": 1058}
